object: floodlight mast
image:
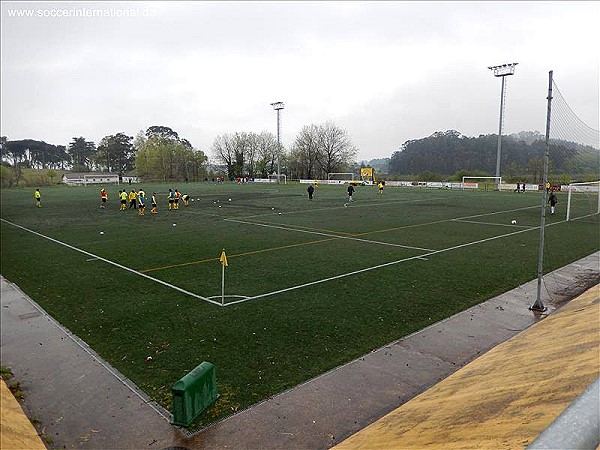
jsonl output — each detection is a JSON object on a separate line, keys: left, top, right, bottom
{"left": 488, "top": 63, "right": 518, "bottom": 189}
{"left": 270, "top": 102, "right": 284, "bottom": 184}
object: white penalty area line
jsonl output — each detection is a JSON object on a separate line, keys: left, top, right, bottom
{"left": 224, "top": 218, "right": 567, "bottom": 307}
{"left": 238, "top": 196, "right": 449, "bottom": 220}
{"left": 224, "top": 218, "right": 434, "bottom": 252}
{"left": 452, "top": 219, "right": 534, "bottom": 228}
{"left": 0, "top": 218, "right": 222, "bottom": 307}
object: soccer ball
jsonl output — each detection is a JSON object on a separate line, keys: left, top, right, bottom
{"left": 219, "top": 205, "right": 222, "bottom": 208}
{"left": 511, "top": 220, "right": 517, "bottom": 225}
{"left": 99, "top": 231, "right": 104, "bottom": 235}
{"left": 278, "top": 212, "right": 282, "bottom": 215}
{"left": 146, "top": 356, "right": 153, "bottom": 361}
{"left": 228, "top": 198, "right": 232, "bottom": 202}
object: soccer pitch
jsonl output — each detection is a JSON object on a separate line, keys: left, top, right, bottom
{"left": 1, "top": 182, "right": 598, "bottom": 427}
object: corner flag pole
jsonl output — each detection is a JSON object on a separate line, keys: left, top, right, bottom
{"left": 219, "top": 249, "right": 228, "bottom": 306}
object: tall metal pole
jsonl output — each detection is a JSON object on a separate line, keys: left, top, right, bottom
{"left": 270, "top": 102, "right": 284, "bottom": 184}
{"left": 276, "top": 108, "right": 281, "bottom": 184}
{"left": 489, "top": 63, "right": 517, "bottom": 190}
{"left": 495, "top": 75, "right": 506, "bottom": 182}
{"left": 531, "top": 70, "right": 553, "bottom": 312}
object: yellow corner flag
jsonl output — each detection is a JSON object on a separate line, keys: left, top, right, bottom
{"left": 219, "top": 250, "right": 228, "bottom": 267}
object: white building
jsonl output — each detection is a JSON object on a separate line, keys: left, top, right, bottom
{"left": 62, "top": 172, "right": 120, "bottom": 186}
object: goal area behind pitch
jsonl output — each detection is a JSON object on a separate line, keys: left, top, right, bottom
{"left": 461, "top": 176, "right": 502, "bottom": 190}
{"left": 327, "top": 173, "right": 355, "bottom": 181}
{"left": 267, "top": 174, "right": 287, "bottom": 184}
{"left": 565, "top": 180, "right": 600, "bottom": 221}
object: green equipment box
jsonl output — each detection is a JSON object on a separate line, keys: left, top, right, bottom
{"left": 172, "top": 361, "right": 219, "bottom": 427}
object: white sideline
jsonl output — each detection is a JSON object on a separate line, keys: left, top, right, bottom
{"left": 225, "top": 224, "right": 553, "bottom": 306}
{"left": 0, "top": 218, "right": 222, "bottom": 307}
{"left": 224, "top": 218, "right": 435, "bottom": 252}
{"left": 1, "top": 204, "right": 567, "bottom": 308}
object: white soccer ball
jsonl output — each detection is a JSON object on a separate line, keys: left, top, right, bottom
{"left": 99, "top": 231, "right": 104, "bottom": 235}
{"left": 511, "top": 219, "right": 517, "bottom": 225}
{"left": 191, "top": 199, "right": 195, "bottom": 202}
{"left": 146, "top": 356, "right": 153, "bottom": 361}
{"left": 278, "top": 212, "right": 282, "bottom": 215}
{"left": 228, "top": 198, "right": 232, "bottom": 202}
{"left": 172, "top": 223, "right": 176, "bottom": 227}
{"left": 218, "top": 205, "right": 222, "bottom": 208}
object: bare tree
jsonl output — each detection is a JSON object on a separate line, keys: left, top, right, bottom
{"left": 255, "top": 131, "right": 278, "bottom": 177}
{"left": 291, "top": 124, "right": 321, "bottom": 179}
{"left": 212, "top": 134, "right": 236, "bottom": 178}
{"left": 317, "top": 121, "right": 357, "bottom": 176}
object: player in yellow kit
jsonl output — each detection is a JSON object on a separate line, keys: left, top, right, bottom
{"left": 138, "top": 189, "right": 146, "bottom": 215}
{"left": 119, "top": 190, "right": 128, "bottom": 210}
{"left": 34, "top": 188, "right": 42, "bottom": 207}
{"left": 151, "top": 192, "right": 158, "bottom": 214}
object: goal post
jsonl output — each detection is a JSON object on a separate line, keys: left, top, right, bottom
{"left": 565, "top": 180, "right": 600, "bottom": 221}
{"left": 461, "top": 176, "right": 502, "bottom": 190}
{"left": 268, "top": 174, "right": 287, "bottom": 184}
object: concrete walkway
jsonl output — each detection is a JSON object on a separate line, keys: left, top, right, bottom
{"left": 1, "top": 251, "right": 598, "bottom": 450}
{"left": 333, "top": 284, "right": 600, "bottom": 449}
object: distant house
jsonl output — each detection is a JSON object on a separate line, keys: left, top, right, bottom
{"left": 62, "top": 172, "right": 120, "bottom": 186}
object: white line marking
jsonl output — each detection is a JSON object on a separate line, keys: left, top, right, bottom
{"left": 1, "top": 218, "right": 222, "bottom": 307}
{"left": 238, "top": 196, "right": 449, "bottom": 219}
{"left": 224, "top": 218, "right": 435, "bottom": 252}
{"left": 224, "top": 221, "right": 566, "bottom": 306}
{"left": 452, "top": 219, "right": 534, "bottom": 228}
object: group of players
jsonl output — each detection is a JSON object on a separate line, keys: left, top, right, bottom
{"left": 100, "top": 188, "right": 191, "bottom": 215}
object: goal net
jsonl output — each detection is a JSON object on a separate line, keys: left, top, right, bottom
{"left": 267, "top": 174, "right": 287, "bottom": 184}
{"left": 328, "top": 173, "right": 354, "bottom": 181}
{"left": 462, "top": 176, "right": 502, "bottom": 191}
{"left": 565, "top": 181, "right": 600, "bottom": 221}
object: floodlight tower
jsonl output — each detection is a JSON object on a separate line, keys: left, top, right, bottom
{"left": 488, "top": 63, "right": 518, "bottom": 188}
{"left": 270, "top": 101, "right": 284, "bottom": 183}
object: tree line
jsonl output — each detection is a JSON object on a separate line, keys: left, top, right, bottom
{"left": 2, "top": 125, "right": 596, "bottom": 187}
{"left": 388, "top": 130, "right": 599, "bottom": 183}
{"left": 1, "top": 121, "right": 358, "bottom": 185}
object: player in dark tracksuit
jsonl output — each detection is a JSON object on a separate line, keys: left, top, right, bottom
{"left": 347, "top": 184, "right": 355, "bottom": 202}
{"left": 307, "top": 184, "right": 315, "bottom": 200}
{"left": 548, "top": 191, "right": 558, "bottom": 215}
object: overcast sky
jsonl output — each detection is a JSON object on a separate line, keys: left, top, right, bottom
{"left": 1, "top": 1, "right": 598, "bottom": 162}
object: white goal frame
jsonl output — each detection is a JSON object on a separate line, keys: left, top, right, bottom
{"left": 268, "top": 174, "right": 287, "bottom": 184}
{"left": 565, "top": 180, "right": 600, "bottom": 221}
{"left": 328, "top": 172, "right": 354, "bottom": 181}
{"left": 461, "top": 176, "right": 502, "bottom": 190}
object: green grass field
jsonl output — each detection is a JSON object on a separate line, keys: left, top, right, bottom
{"left": 1, "top": 181, "right": 598, "bottom": 427}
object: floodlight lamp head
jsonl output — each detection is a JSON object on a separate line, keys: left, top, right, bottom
{"left": 270, "top": 102, "right": 284, "bottom": 110}
{"left": 488, "top": 63, "right": 518, "bottom": 77}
